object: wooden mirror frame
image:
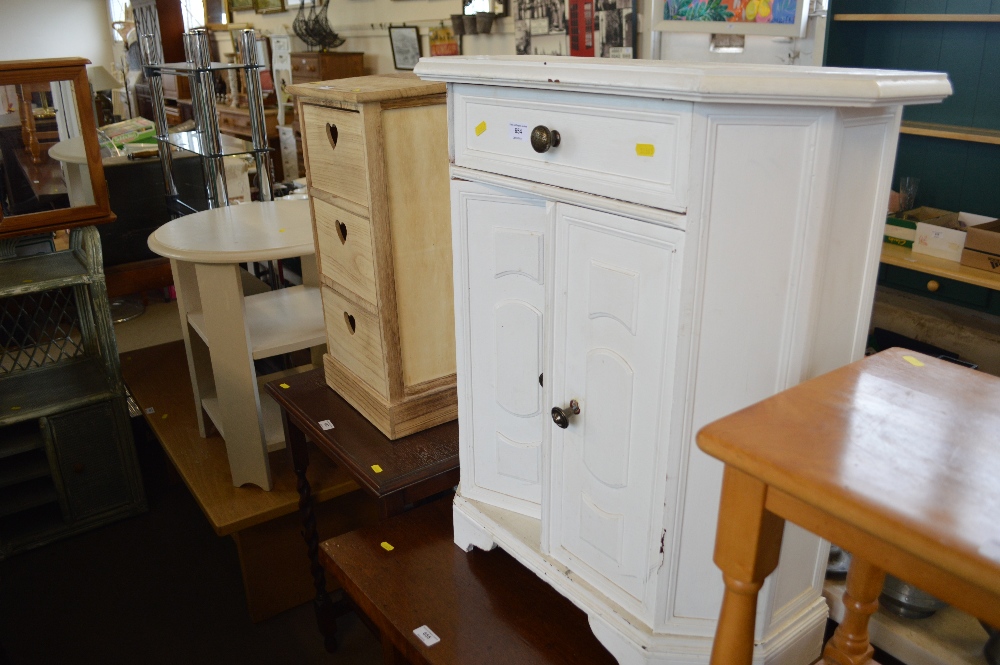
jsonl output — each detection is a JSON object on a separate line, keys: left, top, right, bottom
{"left": 0, "top": 58, "right": 115, "bottom": 239}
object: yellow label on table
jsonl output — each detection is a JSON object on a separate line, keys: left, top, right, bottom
{"left": 10, "top": 406, "right": 20, "bottom": 411}
{"left": 371, "top": 464, "right": 383, "bottom": 474}
{"left": 636, "top": 143, "right": 655, "bottom": 157}
{"left": 278, "top": 228, "right": 286, "bottom": 233}
{"left": 903, "top": 355, "right": 924, "bottom": 367}
{"left": 279, "top": 383, "right": 290, "bottom": 389}
{"left": 161, "top": 413, "right": 169, "bottom": 419}
{"left": 381, "top": 541, "right": 394, "bottom": 551}
{"left": 475, "top": 121, "right": 487, "bottom": 136}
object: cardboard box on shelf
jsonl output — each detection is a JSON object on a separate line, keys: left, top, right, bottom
{"left": 884, "top": 215, "right": 916, "bottom": 248}
{"left": 961, "top": 219, "right": 1000, "bottom": 274}
{"left": 904, "top": 207, "right": 965, "bottom": 261}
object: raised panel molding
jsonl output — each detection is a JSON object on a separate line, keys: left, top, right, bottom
{"left": 494, "top": 228, "right": 544, "bottom": 283}
{"left": 494, "top": 301, "right": 543, "bottom": 418}
{"left": 583, "top": 348, "right": 634, "bottom": 489}
{"left": 496, "top": 433, "right": 541, "bottom": 484}
{"left": 588, "top": 261, "right": 640, "bottom": 335}
{"left": 580, "top": 493, "right": 625, "bottom": 564}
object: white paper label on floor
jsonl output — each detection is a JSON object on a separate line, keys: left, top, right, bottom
{"left": 318, "top": 419, "right": 334, "bottom": 430}
{"left": 413, "top": 625, "right": 440, "bottom": 647}
{"left": 509, "top": 122, "right": 528, "bottom": 142}
{"left": 145, "top": 407, "right": 155, "bottom": 414}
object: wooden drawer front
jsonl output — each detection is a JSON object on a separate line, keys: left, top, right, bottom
{"left": 453, "top": 85, "right": 691, "bottom": 211}
{"left": 318, "top": 53, "right": 364, "bottom": 80}
{"left": 292, "top": 55, "right": 321, "bottom": 82}
{"left": 878, "top": 264, "right": 994, "bottom": 311}
{"left": 302, "top": 104, "right": 369, "bottom": 208}
{"left": 218, "top": 109, "right": 253, "bottom": 135}
{"left": 315, "top": 198, "right": 378, "bottom": 305}
{"left": 322, "top": 286, "right": 389, "bottom": 398}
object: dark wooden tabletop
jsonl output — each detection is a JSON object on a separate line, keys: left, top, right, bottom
{"left": 264, "top": 368, "right": 459, "bottom": 499}
{"left": 320, "top": 498, "right": 618, "bottom": 665}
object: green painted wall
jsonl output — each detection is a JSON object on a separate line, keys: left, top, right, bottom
{"left": 825, "top": 0, "right": 1000, "bottom": 217}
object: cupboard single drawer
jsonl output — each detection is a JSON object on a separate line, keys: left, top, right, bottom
{"left": 878, "top": 264, "right": 993, "bottom": 311}
{"left": 315, "top": 197, "right": 378, "bottom": 306}
{"left": 292, "top": 56, "right": 321, "bottom": 81}
{"left": 302, "top": 104, "right": 369, "bottom": 208}
{"left": 322, "top": 285, "right": 388, "bottom": 398}
{"left": 452, "top": 85, "right": 692, "bottom": 211}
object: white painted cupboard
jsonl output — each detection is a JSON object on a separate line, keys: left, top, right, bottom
{"left": 415, "top": 56, "right": 951, "bottom": 665}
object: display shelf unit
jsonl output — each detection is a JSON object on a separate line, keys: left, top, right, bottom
{"left": 825, "top": 1, "right": 1000, "bottom": 216}
{"left": 140, "top": 28, "right": 274, "bottom": 210}
{"left": 0, "top": 227, "right": 146, "bottom": 558}
{"left": 834, "top": 13, "right": 1000, "bottom": 22}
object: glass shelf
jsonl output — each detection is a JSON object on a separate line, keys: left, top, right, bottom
{"left": 144, "top": 61, "right": 261, "bottom": 76}
{"left": 158, "top": 130, "right": 268, "bottom": 158}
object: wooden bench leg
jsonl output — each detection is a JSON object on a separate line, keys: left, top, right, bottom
{"left": 710, "top": 466, "right": 786, "bottom": 665}
{"left": 823, "top": 556, "right": 885, "bottom": 665}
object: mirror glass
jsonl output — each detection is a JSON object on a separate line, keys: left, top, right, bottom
{"left": 0, "top": 79, "right": 100, "bottom": 218}
{"left": 204, "top": 0, "right": 231, "bottom": 28}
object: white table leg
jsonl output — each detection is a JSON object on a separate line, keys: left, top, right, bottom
{"left": 171, "top": 259, "right": 214, "bottom": 438}
{"left": 195, "top": 262, "right": 273, "bottom": 490}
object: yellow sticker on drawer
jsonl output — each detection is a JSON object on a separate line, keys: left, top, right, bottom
{"left": 381, "top": 541, "right": 394, "bottom": 551}
{"left": 636, "top": 143, "right": 655, "bottom": 157}
{"left": 371, "top": 464, "right": 383, "bottom": 474}
{"left": 475, "top": 121, "right": 487, "bottom": 136}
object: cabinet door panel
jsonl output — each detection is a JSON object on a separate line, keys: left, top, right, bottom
{"left": 454, "top": 183, "right": 550, "bottom": 513}
{"left": 551, "top": 203, "right": 684, "bottom": 606}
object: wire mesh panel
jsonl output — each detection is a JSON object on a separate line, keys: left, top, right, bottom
{"left": 0, "top": 287, "right": 85, "bottom": 374}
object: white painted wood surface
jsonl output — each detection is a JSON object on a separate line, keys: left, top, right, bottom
{"left": 420, "top": 57, "right": 951, "bottom": 664}
{"left": 148, "top": 199, "right": 324, "bottom": 490}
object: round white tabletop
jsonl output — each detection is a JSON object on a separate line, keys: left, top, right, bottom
{"left": 47, "top": 136, "right": 88, "bottom": 164}
{"left": 148, "top": 199, "right": 315, "bottom": 263}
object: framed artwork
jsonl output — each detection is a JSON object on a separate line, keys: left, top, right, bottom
{"left": 389, "top": 26, "right": 421, "bottom": 70}
{"left": 254, "top": 0, "right": 286, "bottom": 13}
{"left": 655, "top": 0, "right": 808, "bottom": 37}
{"left": 230, "top": 0, "right": 254, "bottom": 10}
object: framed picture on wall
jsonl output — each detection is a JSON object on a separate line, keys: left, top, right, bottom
{"left": 254, "top": 0, "right": 286, "bottom": 14}
{"left": 389, "top": 26, "right": 421, "bottom": 70}
{"left": 655, "top": 0, "right": 809, "bottom": 37}
{"left": 230, "top": 0, "right": 254, "bottom": 11}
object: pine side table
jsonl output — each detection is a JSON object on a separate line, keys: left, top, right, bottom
{"left": 697, "top": 348, "right": 1000, "bottom": 665}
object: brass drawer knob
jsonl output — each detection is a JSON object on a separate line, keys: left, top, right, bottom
{"left": 551, "top": 400, "right": 580, "bottom": 429}
{"left": 927, "top": 280, "right": 940, "bottom": 292}
{"left": 531, "top": 125, "right": 561, "bottom": 153}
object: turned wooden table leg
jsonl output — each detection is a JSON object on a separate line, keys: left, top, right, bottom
{"left": 283, "top": 411, "right": 339, "bottom": 653}
{"left": 710, "top": 466, "right": 786, "bottom": 665}
{"left": 823, "top": 556, "right": 885, "bottom": 665}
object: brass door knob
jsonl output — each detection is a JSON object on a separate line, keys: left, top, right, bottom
{"left": 927, "top": 280, "right": 940, "bottom": 292}
{"left": 531, "top": 125, "right": 561, "bottom": 153}
{"left": 551, "top": 400, "right": 580, "bottom": 429}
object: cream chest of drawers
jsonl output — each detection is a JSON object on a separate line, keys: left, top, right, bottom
{"left": 415, "top": 56, "right": 951, "bottom": 664}
{"left": 289, "top": 75, "right": 457, "bottom": 439}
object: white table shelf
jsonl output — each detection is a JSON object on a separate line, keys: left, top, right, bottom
{"left": 187, "top": 285, "right": 325, "bottom": 361}
{"left": 148, "top": 199, "right": 323, "bottom": 490}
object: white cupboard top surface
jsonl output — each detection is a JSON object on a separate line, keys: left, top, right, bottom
{"left": 414, "top": 56, "right": 951, "bottom": 107}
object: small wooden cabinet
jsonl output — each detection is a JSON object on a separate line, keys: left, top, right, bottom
{"left": 289, "top": 52, "right": 364, "bottom": 85}
{"left": 289, "top": 74, "right": 455, "bottom": 439}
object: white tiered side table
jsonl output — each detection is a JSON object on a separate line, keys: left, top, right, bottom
{"left": 148, "top": 199, "right": 325, "bottom": 490}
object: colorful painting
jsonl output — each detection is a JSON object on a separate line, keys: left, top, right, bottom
{"left": 658, "top": 0, "right": 807, "bottom": 36}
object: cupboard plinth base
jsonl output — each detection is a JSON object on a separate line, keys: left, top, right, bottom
{"left": 322, "top": 354, "right": 457, "bottom": 440}
{"left": 453, "top": 494, "right": 828, "bottom": 665}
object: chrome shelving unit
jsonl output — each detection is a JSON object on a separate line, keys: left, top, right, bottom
{"left": 140, "top": 28, "right": 274, "bottom": 212}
